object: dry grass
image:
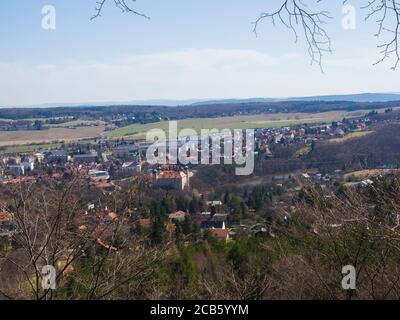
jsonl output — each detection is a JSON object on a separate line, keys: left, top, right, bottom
{"left": 344, "top": 169, "right": 400, "bottom": 180}
{"left": 0, "top": 125, "right": 105, "bottom": 147}
{"left": 330, "top": 131, "right": 374, "bottom": 143}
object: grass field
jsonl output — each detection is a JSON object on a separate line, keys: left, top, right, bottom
{"left": 0, "top": 125, "right": 105, "bottom": 147}
{"left": 0, "top": 143, "right": 63, "bottom": 154}
{"left": 330, "top": 131, "right": 374, "bottom": 143}
{"left": 344, "top": 169, "right": 400, "bottom": 180}
{"left": 106, "top": 109, "right": 374, "bottom": 140}
{"left": 49, "top": 120, "right": 106, "bottom": 128}
{"left": 0, "top": 106, "right": 392, "bottom": 148}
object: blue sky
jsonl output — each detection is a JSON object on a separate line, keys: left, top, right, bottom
{"left": 0, "top": 0, "right": 398, "bottom": 106}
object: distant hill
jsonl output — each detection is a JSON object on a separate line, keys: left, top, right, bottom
{"left": 191, "top": 98, "right": 276, "bottom": 106}
{"left": 193, "top": 93, "right": 400, "bottom": 106}
{"left": 286, "top": 93, "right": 400, "bottom": 103}
{"left": 5, "top": 92, "right": 400, "bottom": 109}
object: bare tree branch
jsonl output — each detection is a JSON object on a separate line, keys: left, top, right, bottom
{"left": 363, "top": 0, "right": 400, "bottom": 70}
{"left": 253, "top": 0, "right": 333, "bottom": 71}
{"left": 254, "top": 0, "right": 400, "bottom": 70}
{"left": 91, "top": 0, "right": 150, "bottom": 20}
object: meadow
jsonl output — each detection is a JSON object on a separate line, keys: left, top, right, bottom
{"left": 0, "top": 125, "right": 105, "bottom": 147}
{"left": 106, "top": 109, "right": 373, "bottom": 140}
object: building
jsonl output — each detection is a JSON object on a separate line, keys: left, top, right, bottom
{"left": 200, "top": 221, "right": 225, "bottom": 233}
{"left": 8, "top": 164, "right": 25, "bottom": 176}
{"left": 112, "top": 145, "right": 137, "bottom": 159}
{"left": 168, "top": 210, "right": 187, "bottom": 222}
{"left": 153, "top": 170, "right": 189, "bottom": 191}
{"left": 0, "top": 211, "right": 16, "bottom": 237}
{"left": 209, "top": 228, "right": 230, "bottom": 242}
{"left": 212, "top": 213, "right": 229, "bottom": 222}
{"left": 93, "top": 181, "right": 115, "bottom": 192}
{"left": 137, "top": 218, "right": 151, "bottom": 228}
{"left": 206, "top": 200, "right": 223, "bottom": 207}
{"left": 21, "top": 160, "right": 34, "bottom": 172}
{"left": 122, "top": 161, "right": 142, "bottom": 174}
{"left": 73, "top": 153, "right": 98, "bottom": 164}
{"left": 47, "top": 150, "right": 69, "bottom": 163}
{"left": 88, "top": 170, "right": 110, "bottom": 182}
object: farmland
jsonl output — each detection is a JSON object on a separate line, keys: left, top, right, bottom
{"left": 0, "top": 143, "right": 63, "bottom": 154}
{"left": 0, "top": 107, "right": 390, "bottom": 147}
{"left": 106, "top": 109, "right": 372, "bottom": 139}
{"left": 0, "top": 125, "right": 105, "bottom": 147}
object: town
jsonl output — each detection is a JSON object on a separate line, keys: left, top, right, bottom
{"left": 1, "top": 107, "right": 398, "bottom": 246}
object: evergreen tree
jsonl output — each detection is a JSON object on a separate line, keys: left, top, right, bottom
{"left": 151, "top": 218, "right": 165, "bottom": 245}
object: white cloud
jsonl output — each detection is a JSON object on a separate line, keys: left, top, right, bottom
{"left": 0, "top": 48, "right": 295, "bottom": 106}
{"left": 0, "top": 47, "right": 398, "bottom": 106}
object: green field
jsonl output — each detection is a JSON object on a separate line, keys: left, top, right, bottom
{"left": 50, "top": 120, "right": 105, "bottom": 128}
{"left": 0, "top": 143, "right": 62, "bottom": 154}
{"left": 105, "top": 108, "right": 385, "bottom": 140}
{"left": 106, "top": 115, "right": 339, "bottom": 140}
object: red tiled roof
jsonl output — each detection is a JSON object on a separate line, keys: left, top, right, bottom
{"left": 78, "top": 225, "right": 88, "bottom": 231}
{"left": 107, "top": 212, "right": 118, "bottom": 221}
{"left": 209, "top": 228, "right": 229, "bottom": 239}
{"left": 165, "top": 223, "right": 177, "bottom": 233}
{"left": 169, "top": 211, "right": 187, "bottom": 219}
{"left": 0, "top": 211, "right": 13, "bottom": 222}
{"left": 138, "top": 218, "right": 151, "bottom": 226}
{"left": 94, "top": 181, "right": 114, "bottom": 189}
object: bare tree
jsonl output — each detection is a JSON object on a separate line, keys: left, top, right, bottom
{"left": 91, "top": 1, "right": 400, "bottom": 71}
{"left": 253, "top": 0, "right": 400, "bottom": 70}
{"left": 0, "top": 174, "right": 163, "bottom": 300}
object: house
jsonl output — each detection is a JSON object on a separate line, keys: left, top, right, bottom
{"left": 94, "top": 181, "right": 115, "bottom": 192}
{"left": 0, "top": 211, "right": 16, "bottom": 237}
{"left": 200, "top": 221, "right": 225, "bottom": 233}
{"left": 137, "top": 218, "right": 151, "bottom": 228}
{"left": 165, "top": 223, "right": 177, "bottom": 233}
{"left": 0, "top": 211, "right": 13, "bottom": 223}
{"left": 122, "top": 161, "right": 142, "bottom": 174}
{"left": 200, "top": 211, "right": 212, "bottom": 217}
{"left": 153, "top": 170, "right": 189, "bottom": 191}
{"left": 8, "top": 164, "right": 25, "bottom": 176}
{"left": 361, "top": 179, "right": 374, "bottom": 187}
{"left": 112, "top": 145, "right": 137, "bottom": 159}
{"left": 21, "top": 160, "right": 34, "bottom": 172}
{"left": 34, "top": 153, "right": 45, "bottom": 163}
{"left": 206, "top": 200, "right": 223, "bottom": 207}
{"left": 104, "top": 211, "right": 118, "bottom": 223}
{"left": 209, "top": 228, "right": 230, "bottom": 242}
{"left": 47, "top": 150, "right": 69, "bottom": 163}
{"left": 73, "top": 153, "right": 98, "bottom": 164}
{"left": 88, "top": 170, "right": 110, "bottom": 182}
{"left": 335, "top": 128, "right": 345, "bottom": 136}
{"left": 168, "top": 210, "right": 187, "bottom": 222}
{"left": 212, "top": 213, "right": 228, "bottom": 222}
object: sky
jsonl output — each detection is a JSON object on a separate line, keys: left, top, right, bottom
{"left": 0, "top": 0, "right": 399, "bottom": 107}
